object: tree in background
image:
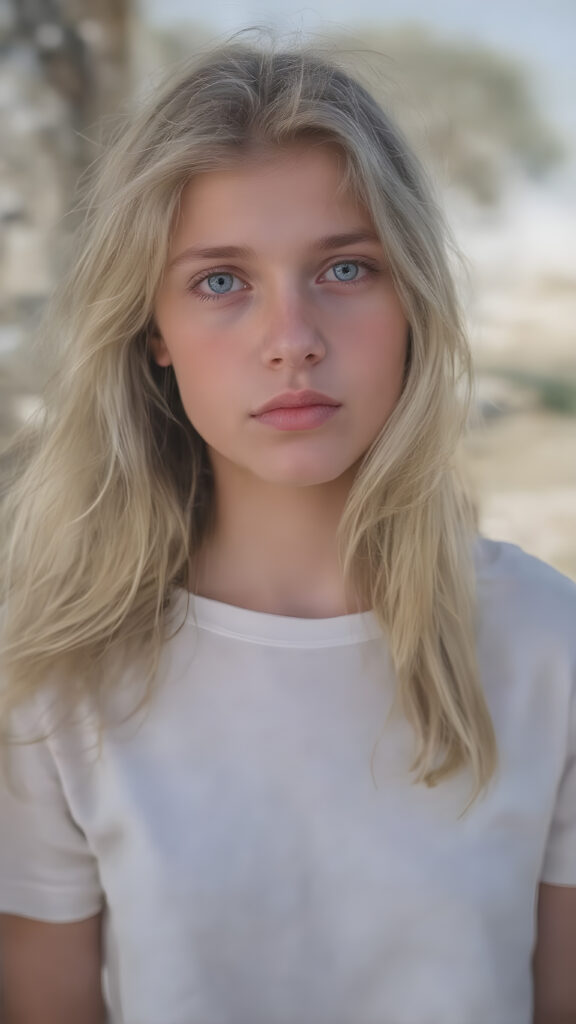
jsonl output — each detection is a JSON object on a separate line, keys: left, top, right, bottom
{"left": 0, "top": 0, "right": 130, "bottom": 437}
{"left": 324, "top": 23, "right": 566, "bottom": 205}
{"left": 6, "top": 0, "right": 130, "bottom": 162}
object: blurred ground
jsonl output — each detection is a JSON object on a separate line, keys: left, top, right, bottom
{"left": 465, "top": 408, "right": 576, "bottom": 579}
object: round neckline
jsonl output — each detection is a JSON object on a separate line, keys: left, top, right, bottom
{"left": 173, "top": 588, "right": 384, "bottom": 647}
{"left": 169, "top": 534, "right": 491, "bottom": 647}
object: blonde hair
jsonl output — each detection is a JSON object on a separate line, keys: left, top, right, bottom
{"left": 0, "top": 30, "right": 497, "bottom": 805}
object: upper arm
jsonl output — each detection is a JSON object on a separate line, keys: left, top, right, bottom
{"left": 0, "top": 699, "right": 105, "bottom": 1021}
{"left": 533, "top": 882, "right": 576, "bottom": 1024}
{"left": 0, "top": 700, "right": 103, "bottom": 922}
{"left": 0, "top": 911, "right": 107, "bottom": 1024}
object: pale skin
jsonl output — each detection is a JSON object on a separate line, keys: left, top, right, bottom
{"left": 152, "top": 142, "right": 409, "bottom": 617}
{"left": 1, "top": 144, "right": 574, "bottom": 1021}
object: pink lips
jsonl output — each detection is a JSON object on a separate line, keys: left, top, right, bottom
{"left": 252, "top": 405, "right": 340, "bottom": 431}
{"left": 252, "top": 389, "right": 340, "bottom": 416}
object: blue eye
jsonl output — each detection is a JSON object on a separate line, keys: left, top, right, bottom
{"left": 189, "top": 270, "right": 246, "bottom": 303}
{"left": 206, "top": 272, "right": 235, "bottom": 294}
{"left": 330, "top": 261, "right": 360, "bottom": 282}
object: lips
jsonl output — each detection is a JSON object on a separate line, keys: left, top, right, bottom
{"left": 252, "top": 389, "right": 341, "bottom": 415}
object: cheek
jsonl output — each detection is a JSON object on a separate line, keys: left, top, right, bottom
{"left": 348, "top": 304, "right": 409, "bottom": 393}
{"left": 169, "top": 344, "right": 238, "bottom": 437}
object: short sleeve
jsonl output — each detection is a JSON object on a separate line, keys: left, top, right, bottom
{"left": 0, "top": 697, "right": 104, "bottom": 922}
{"left": 540, "top": 674, "right": 576, "bottom": 885}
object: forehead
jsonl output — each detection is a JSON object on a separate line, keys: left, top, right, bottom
{"left": 172, "top": 144, "right": 372, "bottom": 243}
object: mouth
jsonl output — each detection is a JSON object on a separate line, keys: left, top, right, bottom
{"left": 252, "top": 389, "right": 341, "bottom": 416}
{"left": 251, "top": 404, "right": 341, "bottom": 431}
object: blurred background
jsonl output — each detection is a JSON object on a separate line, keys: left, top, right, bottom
{"left": 1, "top": 0, "right": 575, "bottom": 578}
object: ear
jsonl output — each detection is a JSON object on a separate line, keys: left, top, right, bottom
{"left": 148, "top": 326, "right": 172, "bottom": 368}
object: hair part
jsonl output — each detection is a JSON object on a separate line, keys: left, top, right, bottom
{"left": 0, "top": 28, "right": 496, "bottom": 810}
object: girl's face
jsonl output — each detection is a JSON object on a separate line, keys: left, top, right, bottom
{"left": 152, "top": 144, "right": 409, "bottom": 487}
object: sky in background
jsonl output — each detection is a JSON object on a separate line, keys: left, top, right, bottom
{"left": 141, "top": 0, "right": 576, "bottom": 142}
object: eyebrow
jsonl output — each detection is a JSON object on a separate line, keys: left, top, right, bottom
{"left": 168, "top": 229, "right": 381, "bottom": 270}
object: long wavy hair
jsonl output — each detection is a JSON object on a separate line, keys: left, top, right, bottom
{"left": 0, "top": 30, "right": 497, "bottom": 805}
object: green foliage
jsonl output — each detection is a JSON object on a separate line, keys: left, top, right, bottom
{"left": 492, "top": 367, "right": 576, "bottom": 415}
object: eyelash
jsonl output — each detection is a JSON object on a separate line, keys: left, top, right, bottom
{"left": 187, "top": 259, "right": 380, "bottom": 303}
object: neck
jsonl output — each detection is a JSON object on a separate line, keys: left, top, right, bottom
{"left": 190, "top": 456, "right": 368, "bottom": 618}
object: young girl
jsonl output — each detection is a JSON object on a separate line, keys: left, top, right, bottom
{"left": 0, "top": 34, "right": 575, "bottom": 1024}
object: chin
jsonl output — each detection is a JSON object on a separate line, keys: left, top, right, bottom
{"left": 252, "top": 456, "right": 358, "bottom": 488}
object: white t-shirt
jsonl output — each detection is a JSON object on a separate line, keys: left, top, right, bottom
{"left": 1, "top": 536, "right": 575, "bottom": 1024}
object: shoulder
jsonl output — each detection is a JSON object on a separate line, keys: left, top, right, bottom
{"left": 473, "top": 534, "right": 576, "bottom": 667}
{"left": 474, "top": 534, "right": 576, "bottom": 616}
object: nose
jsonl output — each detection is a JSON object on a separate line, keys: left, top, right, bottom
{"left": 260, "top": 283, "right": 325, "bottom": 368}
